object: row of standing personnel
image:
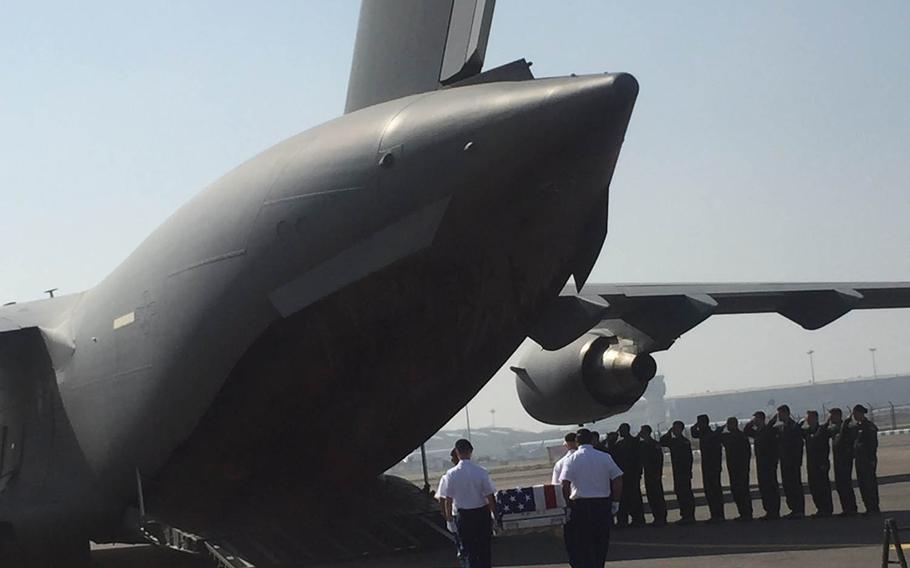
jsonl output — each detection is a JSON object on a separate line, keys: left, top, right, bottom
{"left": 569, "top": 403, "right": 880, "bottom": 526}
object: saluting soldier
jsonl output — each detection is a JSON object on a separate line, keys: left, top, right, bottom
{"left": 721, "top": 417, "right": 753, "bottom": 521}
{"left": 801, "top": 410, "right": 833, "bottom": 517}
{"left": 439, "top": 439, "right": 497, "bottom": 568}
{"left": 826, "top": 407, "right": 858, "bottom": 516}
{"left": 614, "top": 423, "right": 645, "bottom": 527}
{"left": 849, "top": 405, "right": 880, "bottom": 515}
{"left": 660, "top": 421, "right": 696, "bottom": 525}
{"left": 691, "top": 414, "right": 725, "bottom": 523}
{"left": 559, "top": 428, "right": 624, "bottom": 568}
{"left": 769, "top": 405, "right": 805, "bottom": 519}
{"left": 638, "top": 425, "right": 667, "bottom": 526}
{"left": 744, "top": 410, "right": 780, "bottom": 520}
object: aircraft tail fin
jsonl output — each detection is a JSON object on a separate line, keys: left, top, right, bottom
{"left": 344, "top": 0, "right": 496, "bottom": 114}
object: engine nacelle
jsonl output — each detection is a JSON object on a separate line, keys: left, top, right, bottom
{"left": 514, "top": 333, "right": 657, "bottom": 425}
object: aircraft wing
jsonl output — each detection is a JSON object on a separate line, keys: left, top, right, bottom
{"left": 531, "top": 282, "right": 910, "bottom": 352}
{"left": 345, "top": 0, "right": 496, "bottom": 113}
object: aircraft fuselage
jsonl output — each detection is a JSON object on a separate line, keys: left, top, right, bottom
{"left": 0, "top": 74, "right": 638, "bottom": 543}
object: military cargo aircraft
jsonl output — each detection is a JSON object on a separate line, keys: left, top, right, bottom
{"left": 1, "top": 1, "right": 908, "bottom": 565}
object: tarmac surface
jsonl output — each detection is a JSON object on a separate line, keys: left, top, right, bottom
{"left": 91, "top": 435, "right": 910, "bottom": 567}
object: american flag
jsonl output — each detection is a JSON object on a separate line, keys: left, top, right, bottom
{"left": 496, "top": 485, "right": 565, "bottom": 516}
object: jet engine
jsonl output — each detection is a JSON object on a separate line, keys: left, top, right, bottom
{"left": 513, "top": 333, "right": 657, "bottom": 425}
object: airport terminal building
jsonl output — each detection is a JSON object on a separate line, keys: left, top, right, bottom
{"left": 609, "top": 373, "right": 910, "bottom": 433}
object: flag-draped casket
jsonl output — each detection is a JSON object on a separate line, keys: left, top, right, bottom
{"left": 495, "top": 484, "right": 568, "bottom": 533}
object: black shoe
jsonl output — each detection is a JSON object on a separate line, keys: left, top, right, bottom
{"left": 705, "top": 517, "right": 725, "bottom": 524}
{"left": 759, "top": 514, "right": 780, "bottom": 521}
{"left": 675, "top": 517, "right": 696, "bottom": 526}
{"left": 837, "top": 511, "right": 858, "bottom": 518}
{"left": 862, "top": 509, "right": 881, "bottom": 516}
{"left": 735, "top": 515, "right": 753, "bottom": 522}
{"left": 811, "top": 511, "right": 833, "bottom": 518}
{"left": 651, "top": 519, "right": 667, "bottom": 527}
{"left": 783, "top": 512, "right": 804, "bottom": 520}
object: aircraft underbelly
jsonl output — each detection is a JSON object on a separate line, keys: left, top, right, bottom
{"left": 148, "top": 127, "right": 623, "bottom": 526}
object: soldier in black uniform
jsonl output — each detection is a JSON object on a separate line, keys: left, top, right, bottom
{"left": 721, "top": 417, "right": 753, "bottom": 521}
{"left": 826, "top": 407, "right": 858, "bottom": 516}
{"left": 638, "top": 425, "right": 667, "bottom": 526}
{"left": 744, "top": 410, "right": 780, "bottom": 520}
{"left": 801, "top": 410, "right": 833, "bottom": 517}
{"left": 660, "top": 421, "right": 696, "bottom": 525}
{"left": 614, "top": 423, "right": 645, "bottom": 527}
{"left": 591, "top": 431, "right": 603, "bottom": 451}
{"left": 849, "top": 405, "right": 880, "bottom": 514}
{"left": 769, "top": 405, "right": 804, "bottom": 519}
{"left": 691, "top": 414, "right": 725, "bottom": 523}
{"left": 605, "top": 432, "right": 619, "bottom": 457}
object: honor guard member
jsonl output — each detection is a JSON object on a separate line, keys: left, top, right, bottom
{"left": 849, "top": 405, "right": 880, "bottom": 514}
{"left": 440, "top": 439, "right": 497, "bottom": 568}
{"left": 605, "top": 431, "right": 620, "bottom": 457}
{"left": 744, "top": 410, "right": 781, "bottom": 520}
{"left": 721, "top": 417, "right": 753, "bottom": 521}
{"left": 614, "top": 424, "right": 645, "bottom": 527}
{"left": 438, "top": 449, "right": 465, "bottom": 566}
{"left": 691, "top": 414, "right": 725, "bottom": 523}
{"left": 769, "top": 405, "right": 805, "bottom": 519}
{"left": 826, "top": 408, "right": 858, "bottom": 516}
{"left": 660, "top": 421, "right": 696, "bottom": 524}
{"left": 553, "top": 432, "right": 579, "bottom": 484}
{"left": 559, "top": 429, "right": 624, "bottom": 568}
{"left": 591, "top": 431, "right": 603, "bottom": 452}
{"left": 638, "top": 425, "right": 667, "bottom": 526}
{"left": 801, "top": 410, "right": 833, "bottom": 517}
{"left": 552, "top": 432, "right": 579, "bottom": 568}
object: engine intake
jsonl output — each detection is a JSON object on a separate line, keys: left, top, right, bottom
{"left": 514, "top": 333, "right": 656, "bottom": 425}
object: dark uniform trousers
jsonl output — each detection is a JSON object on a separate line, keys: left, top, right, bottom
{"left": 563, "top": 515, "right": 579, "bottom": 568}
{"left": 673, "top": 472, "right": 696, "bottom": 521}
{"left": 728, "top": 464, "right": 753, "bottom": 519}
{"left": 571, "top": 498, "right": 612, "bottom": 568}
{"left": 855, "top": 454, "right": 880, "bottom": 513}
{"left": 618, "top": 473, "right": 645, "bottom": 526}
{"left": 643, "top": 470, "right": 667, "bottom": 524}
{"left": 455, "top": 507, "right": 492, "bottom": 568}
{"left": 702, "top": 466, "right": 725, "bottom": 520}
{"left": 833, "top": 455, "right": 857, "bottom": 514}
{"left": 780, "top": 452, "right": 805, "bottom": 515}
{"left": 755, "top": 455, "right": 781, "bottom": 517}
{"left": 806, "top": 455, "right": 833, "bottom": 515}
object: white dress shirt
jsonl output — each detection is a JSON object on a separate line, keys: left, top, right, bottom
{"left": 438, "top": 459, "right": 496, "bottom": 510}
{"left": 559, "top": 444, "right": 623, "bottom": 499}
{"left": 551, "top": 448, "right": 576, "bottom": 485}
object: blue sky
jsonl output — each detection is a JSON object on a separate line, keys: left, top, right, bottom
{"left": 2, "top": 1, "right": 908, "bottom": 430}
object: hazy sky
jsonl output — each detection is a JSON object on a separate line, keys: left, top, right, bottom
{"left": 2, "top": 2, "right": 908, "bottom": 432}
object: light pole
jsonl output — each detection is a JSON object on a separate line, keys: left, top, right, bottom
{"left": 464, "top": 405, "right": 472, "bottom": 439}
{"left": 869, "top": 347, "right": 879, "bottom": 378}
{"left": 490, "top": 408, "right": 496, "bottom": 428}
{"left": 807, "top": 350, "right": 816, "bottom": 385}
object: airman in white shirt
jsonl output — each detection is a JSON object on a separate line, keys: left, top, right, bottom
{"left": 559, "top": 428, "right": 624, "bottom": 568}
{"left": 438, "top": 439, "right": 497, "bottom": 568}
{"left": 551, "top": 432, "right": 579, "bottom": 485}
